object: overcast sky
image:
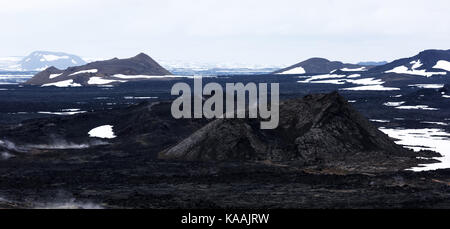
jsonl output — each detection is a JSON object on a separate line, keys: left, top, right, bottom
{"left": 1, "top": 0, "right": 449, "bottom": 65}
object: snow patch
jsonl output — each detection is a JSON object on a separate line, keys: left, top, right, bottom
{"left": 38, "top": 110, "right": 86, "bottom": 115}
{"left": 396, "top": 105, "right": 438, "bottom": 111}
{"left": 379, "top": 128, "right": 450, "bottom": 171}
{"left": 370, "top": 119, "right": 390, "bottom": 123}
{"left": 346, "top": 74, "right": 361, "bottom": 78}
{"left": 68, "top": 69, "right": 98, "bottom": 76}
{"left": 410, "top": 60, "right": 423, "bottom": 70}
{"left": 277, "top": 67, "right": 306, "bottom": 75}
{"left": 49, "top": 73, "right": 63, "bottom": 79}
{"left": 341, "top": 85, "right": 400, "bottom": 91}
{"left": 88, "top": 125, "right": 116, "bottom": 139}
{"left": 385, "top": 65, "right": 446, "bottom": 77}
{"left": 341, "top": 67, "right": 366, "bottom": 72}
{"left": 408, "top": 84, "right": 444, "bottom": 89}
{"left": 42, "top": 80, "right": 82, "bottom": 87}
{"left": 87, "top": 77, "right": 125, "bottom": 85}
{"left": 383, "top": 101, "right": 406, "bottom": 107}
{"left": 42, "top": 54, "right": 70, "bottom": 62}
{"left": 433, "top": 60, "right": 450, "bottom": 71}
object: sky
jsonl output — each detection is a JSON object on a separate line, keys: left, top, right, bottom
{"left": 0, "top": 0, "right": 449, "bottom": 66}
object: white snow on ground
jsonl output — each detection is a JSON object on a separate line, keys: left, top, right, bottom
{"left": 298, "top": 73, "right": 383, "bottom": 87}
{"left": 68, "top": 69, "right": 98, "bottom": 76}
{"left": 370, "top": 119, "right": 390, "bottom": 123}
{"left": 41, "top": 54, "right": 70, "bottom": 62}
{"left": 346, "top": 74, "right": 361, "bottom": 78}
{"left": 379, "top": 128, "right": 450, "bottom": 171}
{"left": 347, "top": 78, "right": 383, "bottom": 85}
{"left": 277, "top": 67, "right": 306, "bottom": 74}
{"left": 112, "top": 74, "right": 176, "bottom": 79}
{"left": 341, "top": 85, "right": 400, "bottom": 91}
{"left": 341, "top": 67, "right": 366, "bottom": 72}
{"left": 42, "top": 80, "right": 82, "bottom": 87}
{"left": 299, "top": 74, "right": 397, "bottom": 90}
{"left": 410, "top": 60, "right": 423, "bottom": 70}
{"left": 0, "top": 88, "right": 8, "bottom": 91}
{"left": 298, "top": 74, "right": 347, "bottom": 83}
{"left": 392, "top": 94, "right": 403, "bottom": 98}
{"left": 433, "top": 60, "right": 450, "bottom": 71}
{"left": 385, "top": 65, "right": 446, "bottom": 77}
{"left": 87, "top": 77, "right": 125, "bottom": 85}
{"left": 443, "top": 95, "right": 450, "bottom": 98}
{"left": 408, "top": 84, "right": 444, "bottom": 89}
{"left": 88, "top": 125, "right": 116, "bottom": 139}
{"left": 383, "top": 101, "right": 406, "bottom": 107}
{"left": 38, "top": 109, "right": 86, "bottom": 115}
{"left": 395, "top": 105, "right": 439, "bottom": 111}
{"left": 49, "top": 73, "right": 63, "bottom": 79}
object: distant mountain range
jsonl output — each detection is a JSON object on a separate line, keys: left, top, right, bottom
{"left": 5, "top": 48, "right": 450, "bottom": 87}
{"left": 25, "top": 53, "right": 172, "bottom": 86}
{"left": 0, "top": 51, "right": 86, "bottom": 71}
{"left": 275, "top": 49, "right": 450, "bottom": 77}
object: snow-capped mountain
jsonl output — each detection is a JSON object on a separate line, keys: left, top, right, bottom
{"left": 18, "top": 51, "right": 86, "bottom": 71}
{"left": 274, "top": 49, "right": 450, "bottom": 91}
{"left": 25, "top": 53, "right": 172, "bottom": 86}
{"left": 273, "top": 58, "right": 371, "bottom": 75}
{"left": 369, "top": 49, "right": 450, "bottom": 77}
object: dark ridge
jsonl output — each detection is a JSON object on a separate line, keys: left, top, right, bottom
{"left": 24, "top": 53, "right": 172, "bottom": 86}
{"left": 159, "top": 92, "right": 422, "bottom": 170}
{"left": 273, "top": 57, "right": 366, "bottom": 74}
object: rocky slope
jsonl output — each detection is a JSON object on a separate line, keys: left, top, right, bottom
{"left": 0, "top": 92, "right": 438, "bottom": 172}
{"left": 25, "top": 53, "right": 172, "bottom": 86}
{"left": 0, "top": 92, "right": 448, "bottom": 209}
{"left": 159, "top": 92, "right": 437, "bottom": 170}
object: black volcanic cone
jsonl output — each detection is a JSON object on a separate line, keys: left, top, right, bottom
{"left": 159, "top": 92, "right": 415, "bottom": 165}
